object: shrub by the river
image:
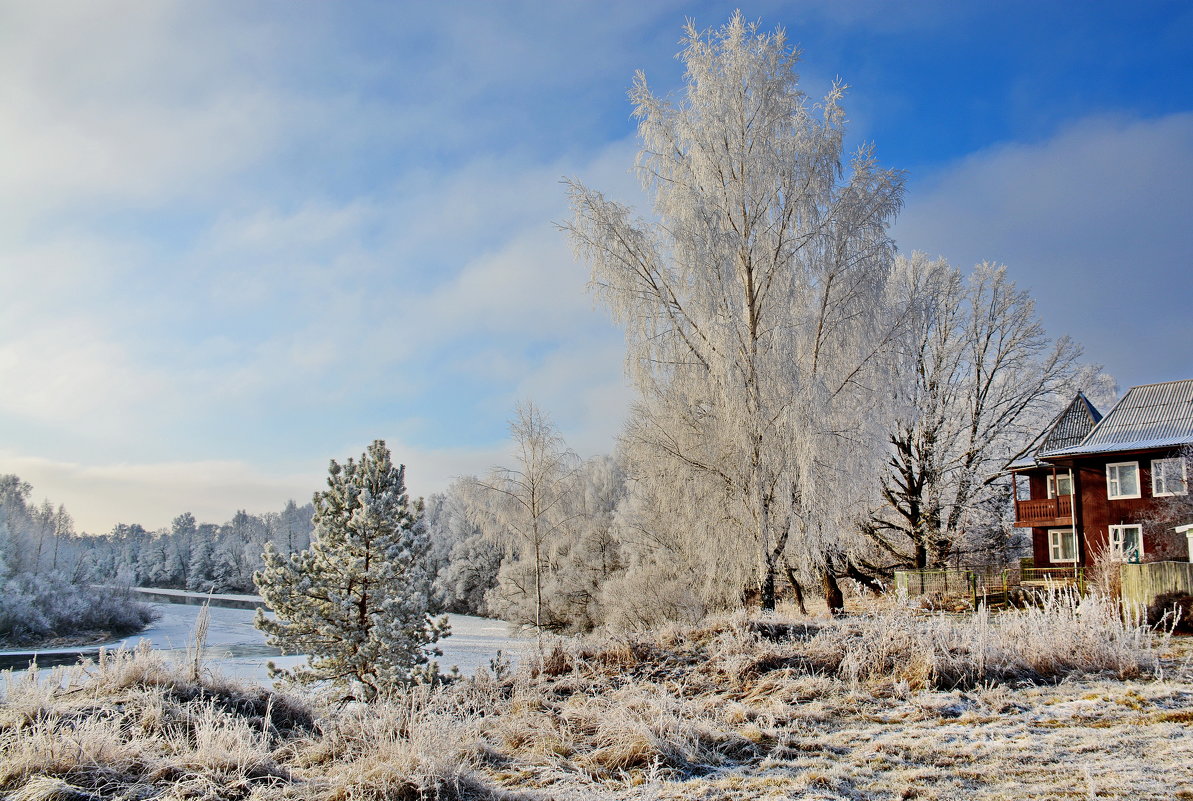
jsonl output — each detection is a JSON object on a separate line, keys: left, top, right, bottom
{"left": 0, "top": 573, "right": 156, "bottom": 647}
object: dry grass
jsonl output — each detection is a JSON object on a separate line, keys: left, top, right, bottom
{"left": 0, "top": 645, "right": 497, "bottom": 801}
{"left": 804, "top": 591, "right": 1160, "bottom": 688}
{"left": 2, "top": 595, "right": 1190, "bottom": 800}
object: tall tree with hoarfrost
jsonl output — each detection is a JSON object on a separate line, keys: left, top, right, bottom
{"left": 566, "top": 13, "right": 904, "bottom": 611}
{"left": 254, "top": 441, "right": 447, "bottom": 698}
{"left": 862, "top": 255, "right": 1097, "bottom": 573}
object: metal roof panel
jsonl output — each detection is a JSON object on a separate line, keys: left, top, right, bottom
{"left": 1040, "top": 379, "right": 1193, "bottom": 458}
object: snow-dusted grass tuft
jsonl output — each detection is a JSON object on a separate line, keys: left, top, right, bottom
{"left": 0, "top": 646, "right": 296, "bottom": 800}
{"left": 0, "top": 645, "right": 506, "bottom": 801}
{"left": 300, "top": 687, "right": 492, "bottom": 800}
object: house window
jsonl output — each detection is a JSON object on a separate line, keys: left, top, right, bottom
{"left": 1047, "top": 473, "right": 1073, "bottom": 498}
{"left": 1152, "top": 457, "right": 1188, "bottom": 497}
{"left": 1106, "top": 462, "right": 1141, "bottom": 500}
{"left": 1048, "top": 529, "right": 1077, "bottom": 563}
{"left": 1108, "top": 524, "right": 1143, "bottom": 563}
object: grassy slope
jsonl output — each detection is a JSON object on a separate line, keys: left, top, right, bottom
{"left": 1, "top": 599, "right": 1191, "bottom": 801}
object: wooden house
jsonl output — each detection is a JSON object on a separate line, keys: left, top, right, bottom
{"left": 1011, "top": 379, "right": 1193, "bottom": 568}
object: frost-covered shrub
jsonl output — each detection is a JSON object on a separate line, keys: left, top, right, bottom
{"left": 0, "top": 573, "right": 155, "bottom": 646}
{"left": 598, "top": 561, "right": 709, "bottom": 631}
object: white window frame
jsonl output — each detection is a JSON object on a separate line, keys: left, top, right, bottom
{"left": 1048, "top": 528, "right": 1077, "bottom": 563}
{"left": 1152, "top": 457, "right": 1188, "bottom": 497}
{"left": 1108, "top": 524, "right": 1144, "bottom": 563}
{"left": 1047, "top": 473, "right": 1073, "bottom": 498}
{"left": 1106, "top": 461, "right": 1141, "bottom": 500}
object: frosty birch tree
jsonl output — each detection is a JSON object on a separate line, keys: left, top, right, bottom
{"left": 565, "top": 13, "right": 904, "bottom": 611}
{"left": 254, "top": 441, "right": 448, "bottom": 698}
{"left": 472, "top": 402, "right": 580, "bottom": 633}
{"left": 863, "top": 255, "right": 1088, "bottom": 572}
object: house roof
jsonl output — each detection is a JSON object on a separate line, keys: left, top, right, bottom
{"left": 1040, "top": 393, "right": 1103, "bottom": 453}
{"left": 1043, "top": 379, "right": 1193, "bottom": 458}
{"left": 1008, "top": 392, "right": 1103, "bottom": 469}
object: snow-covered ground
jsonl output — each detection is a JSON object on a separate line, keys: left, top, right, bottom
{"left": 3, "top": 596, "right": 530, "bottom": 685}
{"left": 131, "top": 586, "right": 263, "bottom": 604}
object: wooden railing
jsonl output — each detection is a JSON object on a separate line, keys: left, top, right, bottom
{"left": 1021, "top": 567, "right": 1085, "bottom": 593}
{"left": 1014, "top": 495, "right": 1073, "bottom": 526}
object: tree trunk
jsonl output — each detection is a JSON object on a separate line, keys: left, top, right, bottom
{"left": 784, "top": 562, "right": 808, "bottom": 615}
{"left": 760, "top": 569, "right": 776, "bottom": 612}
{"left": 533, "top": 536, "right": 543, "bottom": 635}
{"left": 822, "top": 569, "right": 844, "bottom": 616}
{"left": 844, "top": 563, "right": 885, "bottom": 595}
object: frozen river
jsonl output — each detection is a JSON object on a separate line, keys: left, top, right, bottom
{"left": 3, "top": 592, "right": 530, "bottom": 686}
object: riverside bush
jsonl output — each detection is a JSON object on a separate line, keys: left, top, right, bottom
{"left": 0, "top": 573, "right": 156, "bottom": 646}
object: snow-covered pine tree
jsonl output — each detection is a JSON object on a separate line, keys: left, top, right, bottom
{"left": 253, "top": 440, "right": 448, "bottom": 698}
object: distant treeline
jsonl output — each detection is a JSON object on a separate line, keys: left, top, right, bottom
{"left": 0, "top": 492, "right": 317, "bottom": 596}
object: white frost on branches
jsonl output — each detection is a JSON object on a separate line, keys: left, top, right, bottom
{"left": 866, "top": 254, "right": 1102, "bottom": 571}
{"left": 565, "top": 13, "right": 905, "bottom": 610}
{"left": 253, "top": 440, "right": 447, "bottom": 698}
{"left": 471, "top": 402, "right": 582, "bottom": 634}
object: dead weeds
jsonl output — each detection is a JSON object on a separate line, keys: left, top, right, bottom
{"left": 3, "top": 604, "right": 1190, "bottom": 800}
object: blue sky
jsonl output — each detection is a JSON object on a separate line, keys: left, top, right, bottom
{"left": 1, "top": 1, "right": 1191, "bottom": 533}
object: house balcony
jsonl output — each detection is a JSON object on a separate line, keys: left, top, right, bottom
{"left": 1013, "top": 496, "right": 1073, "bottom": 528}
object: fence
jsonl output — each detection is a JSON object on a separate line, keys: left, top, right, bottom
{"left": 1021, "top": 566, "right": 1085, "bottom": 593}
{"left": 893, "top": 566, "right": 1084, "bottom": 609}
{"left": 1120, "top": 561, "right": 1193, "bottom": 611}
{"left": 892, "top": 569, "right": 973, "bottom": 598}
{"left": 893, "top": 568, "right": 1012, "bottom": 608}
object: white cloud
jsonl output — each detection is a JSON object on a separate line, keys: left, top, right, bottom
{"left": 0, "top": 131, "right": 645, "bottom": 525}
{"left": 0, "top": 450, "right": 321, "bottom": 534}
{"left": 0, "top": 321, "right": 176, "bottom": 437}
{"left": 0, "top": 4, "right": 295, "bottom": 226}
{"left": 0, "top": 433, "right": 525, "bottom": 534}
{"left": 8, "top": 0, "right": 1001, "bottom": 531}
{"left": 511, "top": 339, "right": 636, "bottom": 457}
{"left": 896, "top": 112, "right": 1193, "bottom": 387}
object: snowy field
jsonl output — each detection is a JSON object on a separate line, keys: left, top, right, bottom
{"left": 2, "top": 594, "right": 529, "bottom": 685}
